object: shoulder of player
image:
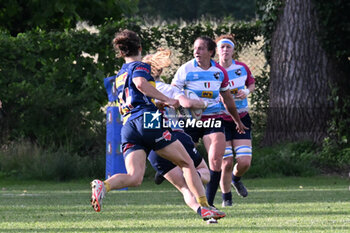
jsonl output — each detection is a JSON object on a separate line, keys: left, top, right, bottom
{"left": 213, "top": 61, "right": 229, "bottom": 76}
{"left": 234, "top": 60, "right": 251, "bottom": 72}
{"left": 132, "top": 61, "right": 152, "bottom": 74}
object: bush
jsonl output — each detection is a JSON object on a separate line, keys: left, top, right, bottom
{"left": 247, "top": 141, "right": 319, "bottom": 178}
{"left": 0, "top": 141, "right": 105, "bottom": 180}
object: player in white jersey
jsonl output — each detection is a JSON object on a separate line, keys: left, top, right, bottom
{"left": 143, "top": 49, "right": 225, "bottom": 223}
{"left": 172, "top": 36, "right": 247, "bottom": 207}
{"left": 216, "top": 34, "right": 255, "bottom": 207}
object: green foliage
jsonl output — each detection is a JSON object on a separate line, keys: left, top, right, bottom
{"left": 0, "top": 29, "right": 106, "bottom": 155}
{"left": 0, "top": 141, "right": 105, "bottom": 180}
{"left": 312, "top": 0, "right": 350, "bottom": 71}
{"left": 0, "top": 0, "right": 139, "bottom": 36}
{"left": 248, "top": 141, "right": 319, "bottom": 178}
{"left": 250, "top": 70, "right": 270, "bottom": 140}
{"left": 256, "top": 0, "right": 284, "bottom": 64}
{"left": 138, "top": 0, "right": 256, "bottom": 22}
{"left": 313, "top": 0, "right": 350, "bottom": 165}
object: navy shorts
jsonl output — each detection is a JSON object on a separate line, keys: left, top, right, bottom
{"left": 184, "top": 118, "right": 225, "bottom": 143}
{"left": 148, "top": 131, "right": 203, "bottom": 175}
{"left": 121, "top": 115, "right": 177, "bottom": 158}
{"left": 224, "top": 113, "right": 252, "bottom": 141}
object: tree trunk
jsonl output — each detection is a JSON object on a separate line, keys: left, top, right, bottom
{"left": 263, "top": 0, "right": 336, "bottom": 145}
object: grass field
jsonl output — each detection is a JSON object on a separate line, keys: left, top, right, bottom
{"left": 0, "top": 176, "right": 349, "bottom": 232}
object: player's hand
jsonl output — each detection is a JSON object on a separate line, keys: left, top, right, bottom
{"left": 236, "top": 89, "right": 249, "bottom": 99}
{"left": 235, "top": 120, "right": 248, "bottom": 134}
{"left": 200, "top": 100, "right": 208, "bottom": 109}
{"left": 155, "top": 101, "right": 166, "bottom": 110}
{"left": 166, "top": 98, "right": 180, "bottom": 109}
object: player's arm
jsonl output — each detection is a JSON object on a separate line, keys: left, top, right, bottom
{"left": 236, "top": 83, "right": 255, "bottom": 99}
{"left": 220, "top": 90, "right": 247, "bottom": 134}
{"left": 178, "top": 95, "right": 208, "bottom": 109}
{"left": 133, "top": 77, "right": 179, "bottom": 108}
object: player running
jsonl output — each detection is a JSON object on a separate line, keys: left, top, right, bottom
{"left": 90, "top": 30, "right": 225, "bottom": 221}
{"left": 216, "top": 34, "right": 255, "bottom": 206}
{"left": 143, "top": 49, "right": 222, "bottom": 223}
{"left": 171, "top": 36, "right": 247, "bottom": 207}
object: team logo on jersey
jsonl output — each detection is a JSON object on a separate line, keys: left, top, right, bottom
{"left": 213, "top": 72, "right": 220, "bottom": 80}
{"left": 201, "top": 91, "right": 213, "bottom": 98}
{"left": 230, "top": 88, "right": 238, "bottom": 95}
{"left": 162, "top": 130, "right": 172, "bottom": 141}
{"left": 204, "top": 82, "right": 211, "bottom": 88}
{"left": 155, "top": 130, "right": 172, "bottom": 142}
{"left": 144, "top": 110, "right": 161, "bottom": 129}
{"left": 235, "top": 69, "right": 242, "bottom": 76}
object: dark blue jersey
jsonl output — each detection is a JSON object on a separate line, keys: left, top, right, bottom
{"left": 115, "top": 61, "right": 158, "bottom": 124}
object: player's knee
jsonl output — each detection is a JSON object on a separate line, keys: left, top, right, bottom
{"left": 222, "top": 160, "right": 233, "bottom": 172}
{"left": 235, "top": 145, "right": 252, "bottom": 169}
{"left": 129, "top": 174, "right": 144, "bottom": 187}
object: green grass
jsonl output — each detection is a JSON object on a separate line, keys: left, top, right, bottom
{"left": 0, "top": 176, "right": 349, "bottom": 232}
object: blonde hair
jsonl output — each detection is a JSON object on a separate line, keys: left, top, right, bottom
{"left": 142, "top": 48, "right": 172, "bottom": 78}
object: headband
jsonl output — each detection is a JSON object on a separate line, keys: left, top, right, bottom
{"left": 217, "top": 39, "right": 235, "bottom": 49}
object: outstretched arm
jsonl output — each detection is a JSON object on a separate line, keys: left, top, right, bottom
{"left": 133, "top": 77, "right": 179, "bottom": 108}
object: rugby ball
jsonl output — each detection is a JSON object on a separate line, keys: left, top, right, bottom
{"left": 184, "top": 89, "right": 203, "bottom": 120}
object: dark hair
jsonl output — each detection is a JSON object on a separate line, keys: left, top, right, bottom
{"left": 195, "top": 36, "right": 217, "bottom": 57}
{"left": 112, "top": 29, "right": 141, "bottom": 57}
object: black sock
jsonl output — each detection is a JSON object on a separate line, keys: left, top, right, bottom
{"left": 232, "top": 174, "right": 241, "bottom": 183}
{"left": 206, "top": 170, "right": 221, "bottom": 206}
{"left": 222, "top": 191, "right": 232, "bottom": 201}
{"left": 197, "top": 207, "right": 202, "bottom": 216}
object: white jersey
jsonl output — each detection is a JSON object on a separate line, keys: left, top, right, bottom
{"left": 156, "top": 81, "right": 185, "bottom": 130}
{"left": 172, "top": 59, "right": 229, "bottom": 118}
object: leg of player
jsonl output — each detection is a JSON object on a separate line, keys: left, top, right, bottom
{"left": 164, "top": 167, "right": 200, "bottom": 213}
{"left": 220, "top": 141, "right": 234, "bottom": 207}
{"left": 202, "top": 132, "right": 226, "bottom": 206}
{"left": 231, "top": 139, "right": 252, "bottom": 197}
{"left": 155, "top": 140, "right": 226, "bottom": 220}
{"left": 155, "top": 140, "right": 205, "bottom": 201}
{"left": 164, "top": 165, "right": 218, "bottom": 223}
{"left": 91, "top": 149, "right": 147, "bottom": 212}
{"left": 196, "top": 160, "right": 210, "bottom": 185}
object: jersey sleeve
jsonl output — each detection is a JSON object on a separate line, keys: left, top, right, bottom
{"left": 132, "top": 62, "right": 153, "bottom": 81}
{"left": 172, "top": 65, "right": 186, "bottom": 90}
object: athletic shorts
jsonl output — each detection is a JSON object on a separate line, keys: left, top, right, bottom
{"left": 184, "top": 118, "right": 225, "bottom": 143}
{"left": 121, "top": 115, "right": 176, "bottom": 158}
{"left": 148, "top": 131, "right": 203, "bottom": 175}
{"left": 224, "top": 113, "right": 252, "bottom": 141}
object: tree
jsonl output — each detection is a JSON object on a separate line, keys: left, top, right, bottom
{"left": 262, "top": 0, "right": 349, "bottom": 145}
{"left": 138, "top": 0, "right": 256, "bottom": 22}
{"left": 0, "top": 0, "right": 138, "bottom": 36}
